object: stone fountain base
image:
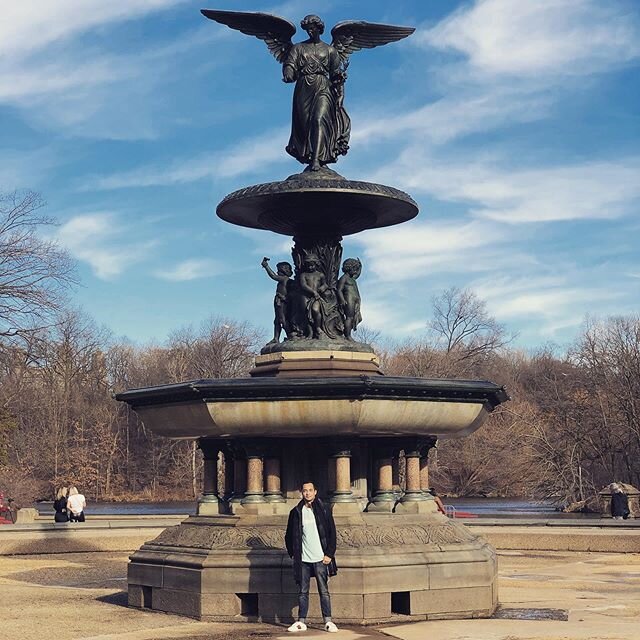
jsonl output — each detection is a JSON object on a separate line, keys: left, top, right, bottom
{"left": 127, "top": 510, "right": 497, "bottom": 624}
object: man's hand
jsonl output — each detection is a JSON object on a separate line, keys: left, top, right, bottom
{"left": 322, "top": 555, "right": 331, "bottom": 565}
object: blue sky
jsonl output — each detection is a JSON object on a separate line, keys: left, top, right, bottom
{"left": 2, "top": 0, "right": 639, "bottom": 349}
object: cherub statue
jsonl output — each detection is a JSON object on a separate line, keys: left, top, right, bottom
{"left": 261, "top": 257, "right": 293, "bottom": 344}
{"left": 298, "top": 257, "right": 333, "bottom": 339}
{"left": 201, "top": 10, "right": 414, "bottom": 172}
{"left": 337, "top": 258, "right": 362, "bottom": 340}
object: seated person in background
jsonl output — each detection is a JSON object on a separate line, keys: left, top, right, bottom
{"left": 429, "top": 488, "right": 446, "bottom": 515}
{"left": 53, "top": 486, "right": 69, "bottom": 522}
{"left": 67, "top": 486, "right": 86, "bottom": 522}
{"left": 611, "top": 483, "right": 630, "bottom": 520}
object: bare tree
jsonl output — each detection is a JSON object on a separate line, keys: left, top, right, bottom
{"left": 427, "top": 287, "right": 511, "bottom": 376}
{"left": 167, "top": 316, "right": 262, "bottom": 380}
{"left": 430, "top": 287, "right": 510, "bottom": 357}
{"left": 0, "top": 190, "right": 76, "bottom": 338}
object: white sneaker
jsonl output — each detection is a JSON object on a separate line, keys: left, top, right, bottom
{"left": 325, "top": 621, "right": 338, "bottom": 633}
{"left": 287, "top": 621, "right": 307, "bottom": 632}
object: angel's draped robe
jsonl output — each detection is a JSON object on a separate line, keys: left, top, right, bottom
{"left": 284, "top": 41, "right": 351, "bottom": 166}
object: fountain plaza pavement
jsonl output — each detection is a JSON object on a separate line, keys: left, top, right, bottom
{"left": 1, "top": 546, "right": 638, "bottom": 640}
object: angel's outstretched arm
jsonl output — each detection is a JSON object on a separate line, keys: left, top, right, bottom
{"left": 282, "top": 46, "right": 298, "bottom": 83}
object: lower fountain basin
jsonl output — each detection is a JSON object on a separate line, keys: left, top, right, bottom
{"left": 115, "top": 376, "right": 508, "bottom": 440}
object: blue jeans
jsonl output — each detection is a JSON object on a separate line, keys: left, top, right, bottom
{"left": 298, "top": 561, "right": 331, "bottom": 621}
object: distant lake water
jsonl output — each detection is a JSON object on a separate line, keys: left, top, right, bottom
{"left": 447, "top": 497, "right": 566, "bottom": 517}
{"left": 36, "top": 501, "right": 196, "bottom": 516}
{"left": 36, "top": 497, "right": 596, "bottom": 517}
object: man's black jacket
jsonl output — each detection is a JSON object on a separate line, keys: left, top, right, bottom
{"left": 285, "top": 497, "right": 338, "bottom": 584}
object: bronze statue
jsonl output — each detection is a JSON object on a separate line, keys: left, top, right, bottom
{"left": 298, "top": 257, "right": 332, "bottom": 339}
{"left": 337, "top": 258, "right": 362, "bottom": 341}
{"left": 201, "top": 10, "right": 414, "bottom": 172}
{"left": 261, "top": 257, "right": 293, "bottom": 344}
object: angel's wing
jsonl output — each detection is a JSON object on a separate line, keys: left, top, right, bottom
{"left": 201, "top": 9, "right": 296, "bottom": 63}
{"left": 330, "top": 21, "right": 415, "bottom": 64}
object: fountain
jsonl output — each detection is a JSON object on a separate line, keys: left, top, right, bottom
{"left": 116, "top": 8, "right": 509, "bottom": 625}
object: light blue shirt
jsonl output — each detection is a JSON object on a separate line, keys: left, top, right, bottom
{"left": 301, "top": 504, "right": 324, "bottom": 562}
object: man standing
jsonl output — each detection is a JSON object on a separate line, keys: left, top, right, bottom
{"left": 285, "top": 481, "right": 338, "bottom": 633}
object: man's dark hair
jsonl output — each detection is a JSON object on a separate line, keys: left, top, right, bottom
{"left": 300, "top": 480, "right": 316, "bottom": 490}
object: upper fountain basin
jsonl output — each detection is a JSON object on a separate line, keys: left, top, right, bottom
{"left": 115, "top": 376, "right": 508, "bottom": 440}
{"left": 216, "top": 170, "right": 419, "bottom": 236}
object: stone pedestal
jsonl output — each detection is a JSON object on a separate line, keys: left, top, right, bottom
{"left": 117, "top": 363, "right": 508, "bottom": 625}
{"left": 128, "top": 510, "right": 498, "bottom": 624}
{"left": 250, "top": 350, "right": 382, "bottom": 377}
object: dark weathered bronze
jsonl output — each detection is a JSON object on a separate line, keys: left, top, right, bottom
{"left": 261, "top": 257, "right": 293, "bottom": 344}
{"left": 217, "top": 169, "right": 418, "bottom": 236}
{"left": 201, "top": 9, "right": 414, "bottom": 172}
{"left": 202, "top": 9, "right": 417, "bottom": 350}
{"left": 259, "top": 237, "right": 373, "bottom": 353}
{"left": 337, "top": 258, "right": 362, "bottom": 341}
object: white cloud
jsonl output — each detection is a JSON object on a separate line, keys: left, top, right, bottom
{"left": 0, "top": 1, "right": 217, "bottom": 139}
{"left": 56, "top": 213, "right": 155, "bottom": 279}
{"left": 350, "top": 0, "right": 640, "bottom": 167}
{"left": 352, "top": 88, "right": 551, "bottom": 147}
{"left": 371, "top": 153, "right": 640, "bottom": 224}
{"left": 0, "top": 2, "right": 186, "bottom": 59}
{"left": 83, "top": 126, "right": 290, "bottom": 189}
{"left": 155, "top": 258, "right": 222, "bottom": 282}
{"left": 352, "top": 219, "right": 515, "bottom": 283}
{"left": 346, "top": 1, "right": 640, "bottom": 177}
{"left": 0, "top": 50, "right": 159, "bottom": 140}
{"left": 0, "top": 56, "right": 127, "bottom": 103}
{"left": 470, "top": 273, "right": 624, "bottom": 337}
{"left": 421, "top": 0, "right": 640, "bottom": 77}
{"left": 359, "top": 296, "right": 426, "bottom": 336}
{"left": 0, "top": 148, "right": 57, "bottom": 189}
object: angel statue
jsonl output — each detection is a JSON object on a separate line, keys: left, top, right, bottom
{"left": 201, "top": 10, "right": 414, "bottom": 172}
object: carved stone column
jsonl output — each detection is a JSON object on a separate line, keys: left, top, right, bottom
{"left": 222, "top": 448, "right": 234, "bottom": 501}
{"left": 264, "top": 453, "right": 285, "bottom": 503}
{"left": 227, "top": 444, "right": 246, "bottom": 504}
{"left": 420, "top": 436, "right": 437, "bottom": 495}
{"left": 400, "top": 445, "right": 426, "bottom": 502}
{"left": 197, "top": 438, "right": 224, "bottom": 515}
{"left": 329, "top": 444, "right": 356, "bottom": 503}
{"left": 371, "top": 444, "right": 395, "bottom": 506}
{"left": 392, "top": 454, "right": 402, "bottom": 497}
{"left": 242, "top": 448, "right": 265, "bottom": 504}
{"left": 419, "top": 455, "right": 429, "bottom": 493}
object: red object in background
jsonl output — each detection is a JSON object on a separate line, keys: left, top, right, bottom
{"left": 0, "top": 490, "right": 14, "bottom": 524}
{"left": 454, "top": 511, "right": 479, "bottom": 518}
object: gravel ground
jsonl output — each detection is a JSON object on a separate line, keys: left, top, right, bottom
{"left": 1, "top": 550, "right": 639, "bottom": 640}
